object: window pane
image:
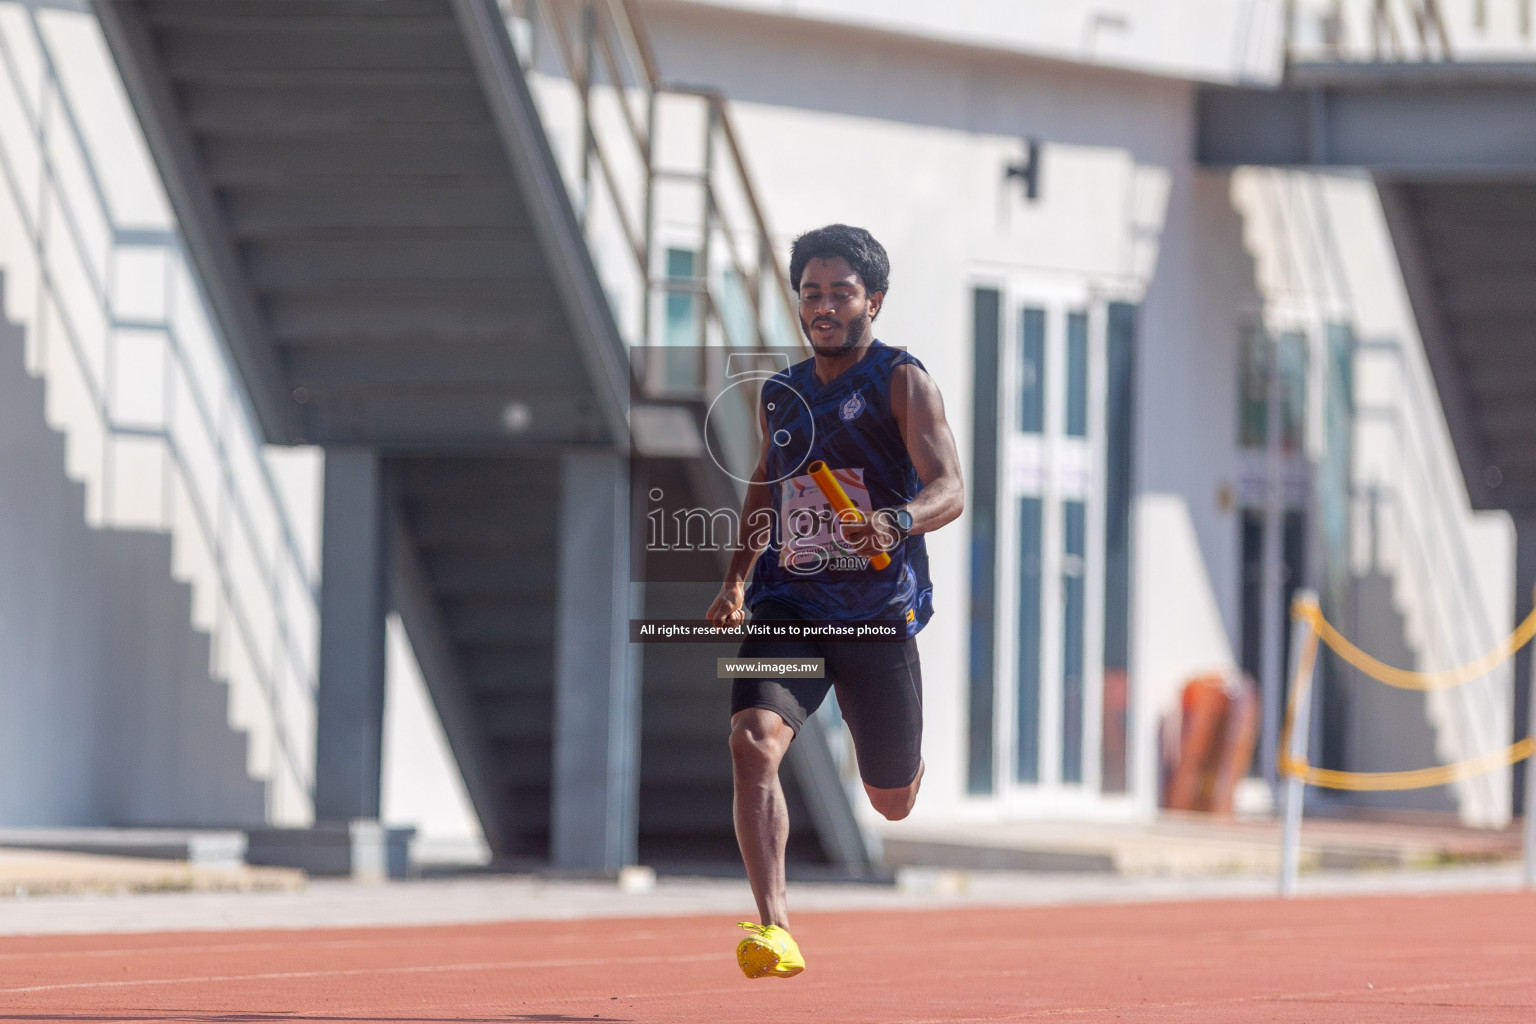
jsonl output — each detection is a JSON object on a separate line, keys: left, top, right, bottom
{"left": 1066, "top": 311, "right": 1088, "bottom": 437}
{"left": 1061, "top": 499, "right": 1086, "bottom": 783}
{"left": 1016, "top": 496, "right": 1042, "bottom": 783}
{"left": 664, "top": 248, "right": 696, "bottom": 348}
{"left": 1238, "top": 325, "right": 1308, "bottom": 450}
{"left": 1019, "top": 307, "right": 1045, "bottom": 433}
{"left": 1239, "top": 323, "right": 1269, "bottom": 448}
{"left": 1277, "top": 330, "right": 1307, "bottom": 451}
{"left": 967, "top": 288, "right": 1001, "bottom": 795}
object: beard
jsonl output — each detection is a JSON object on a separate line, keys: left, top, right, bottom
{"left": 802, "top": 309, "right": 870, "bottom": 357}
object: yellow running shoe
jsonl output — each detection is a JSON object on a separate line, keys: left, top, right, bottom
{"left": 736, "top": 922, "right": 805, "bottom": 979}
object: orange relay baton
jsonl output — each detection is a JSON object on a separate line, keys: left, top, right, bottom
{"left": 806, "top": 460, "right": 892, "bottom": 570}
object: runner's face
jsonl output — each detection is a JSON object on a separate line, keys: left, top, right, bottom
{"left": 798, "top": 257, "right": 881, "bottom": 357}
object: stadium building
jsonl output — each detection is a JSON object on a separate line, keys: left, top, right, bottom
{"left": 0, "top": 0, "right": 1530, "bottom": 874}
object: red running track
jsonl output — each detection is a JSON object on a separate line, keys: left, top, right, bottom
{"left": 3, "top": 891, "right": 1535, "bottom": 1022}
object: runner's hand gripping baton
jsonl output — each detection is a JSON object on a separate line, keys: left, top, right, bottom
{"left": 806, "top": 460, "right": 892, "bottom": 570}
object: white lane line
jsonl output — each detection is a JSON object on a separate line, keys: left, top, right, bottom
{"left": 939, "top": 969, "right": 1536, "bottom": 1019}
{"left": 0, "top": 939, "right": 382, "bottom": 963}
{"left": 0, "top": 925, "right": 646, "bottom": 963}
{"left": 1, "top": 951, "right": 718, "bottom": 995}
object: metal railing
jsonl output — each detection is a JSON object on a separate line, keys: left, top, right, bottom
{"left": 502, "top": 0, "right": 805, "bottom": 405}
{"left": 1284, "top": 0, "right": 1536, "bottom": 64}
{"left": 0, "top": 1, "right": 317, "bottom": 824}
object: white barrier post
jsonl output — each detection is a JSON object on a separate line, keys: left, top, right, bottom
{"left": 1525, "top": 587, "right": 1536, "bottom": 889}
{"left": 1279, "top": 590, "right": 1319, "bottom": 899}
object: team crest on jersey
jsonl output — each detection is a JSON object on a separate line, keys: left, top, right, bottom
{"left": 839, "top": 391, "right": 866, "bottom": 422}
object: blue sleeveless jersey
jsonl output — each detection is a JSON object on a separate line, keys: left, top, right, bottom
{"left": 746, "top": 340, "right": 934, "bottom": 636}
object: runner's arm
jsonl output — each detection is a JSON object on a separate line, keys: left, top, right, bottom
{"left": 890, "top": 362, "right": 964, "bottom": 535}
{"left": 706, "top": 403, "right": 774, "bottom": 627}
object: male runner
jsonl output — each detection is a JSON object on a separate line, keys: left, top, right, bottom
{"left": 706, "top": 224, "right": 965, "bottom": 978}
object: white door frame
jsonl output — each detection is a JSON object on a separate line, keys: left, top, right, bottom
{"left": 990, "top": 277, "right": 1118, "bottom": 813}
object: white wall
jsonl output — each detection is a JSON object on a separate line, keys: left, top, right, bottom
{"left": 382, "top": 614, "right": 489, "bottom": 864}
{"left": 657, "top": 0, "right": 1286, "bottom": 85}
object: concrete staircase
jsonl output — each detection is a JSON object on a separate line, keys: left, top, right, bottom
{"left": 0, "top": 300, "right": 265, "bottom": 828}
{"left": 392, "top": 456, "right": 560, "bottom": 859}
{"left": 99, "top": 0, "right": 612, "bottom": 447}
{"left": 91, "top": 0, "right": 856, "bottom": 868}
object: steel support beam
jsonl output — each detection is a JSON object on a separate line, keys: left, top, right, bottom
{"left": 1198, "top": 76, "right": 1536, "bottom": 173}
{"left": 551, "top": 450, "right": 638, "bottom": 873}
{"left": 315, "top": 448, "right": 389, "bottom": 820}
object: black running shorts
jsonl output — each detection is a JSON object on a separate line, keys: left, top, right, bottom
{"left": 730, "top": 600, "right": 923, "bottom": 790}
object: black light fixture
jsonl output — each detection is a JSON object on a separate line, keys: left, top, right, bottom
{"left": 1005, "top": 138, "right": 1042, "bottom": 201}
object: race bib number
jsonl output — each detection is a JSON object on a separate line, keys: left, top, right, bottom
{"left": 780, "top": 467, "right": 872, "bottom": 574}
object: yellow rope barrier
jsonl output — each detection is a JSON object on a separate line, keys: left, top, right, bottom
{"left": 1294, "top": 599, "right": 1536, "bottom": 692}
{"left": 1281, "top": 739, "right": 1536, "bottom": 792}
{"left": 1278, "top": 596, "right": 1536, "bottom": 792}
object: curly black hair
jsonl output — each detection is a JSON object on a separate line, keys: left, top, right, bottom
{"left": 788, "top": 224, "right": 890, "bottom": 296}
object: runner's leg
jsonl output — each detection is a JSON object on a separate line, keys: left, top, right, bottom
{"left": 864, "top": 758, "right": 924, "bottom": 820}
{"left": 729, "top": 708, "right": 795, "bottom": 927}
{"left": 827, "top": 637, "right": 925, "bottom": 820}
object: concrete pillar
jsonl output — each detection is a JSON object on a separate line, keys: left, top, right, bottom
{"left": 1514, "top": 515, "right": 1536, "bottom": 817}
{"left": 314, "top": 448, "right": 389, "bottom": 821}
{"left": 551, "top": 450, "right": 638, "bottom": 873}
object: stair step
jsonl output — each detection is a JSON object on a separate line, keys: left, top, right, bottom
{"left": 222, "top": 183, "right": 524, "bottom": 233}
{"left": 184, "top": 82, "right": 490, "bottom": 133}
{"left": 145, "top": 1, "right": 454, "bottom": 24}
{"left": 163, "top": 68, "right": 481, "bottom": 93}
{"left": 638, "top": 815, "right": 734, "bottom": 836}
{"left": 487, "top": 742, "right": 552, "bottom": 786}
{"left": 638, "top": 744, "right": 734, "bottom": 784}
{"left": 203, "top": 133, "right": 507, "bottom": 181}
{"left": 246, "top": 237, "right": 546, "bottom": 289}
{"left": 459, "top": 642, "right": 554, "bottom": 676}
{"left": 467, "top": 688, "right": 552, "bottom": 721}
{"left": 397, "top": 458, "right": 561, "bottom": 499}
{"left": 406, "top": 508, "right": 557, "bottom": 551}
{"left": 481, "top": 718, "right": 554, "bottom": 745}
{"left": 159, "top": 23, "right": 470, "bottom": 78}
{"left": 643, "top": 692, "right": 732, "bottom": 732}
{"left": 638, "top": 782, "right": 734, "bottom": 822}
{"left": 267, "top": 288, "right": 543, "bottom": 345}
{"left": 462, "top": 672, "right": 556, "bottom": 703}
{"left": 421, "top": 551, "right": 557, "bottom": 599}
{"left": 446, "top": 605, "right": 555, "bottom": 646}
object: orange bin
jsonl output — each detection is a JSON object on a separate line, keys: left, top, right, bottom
{"left": 1163, "top": 672, "right": 1259, "bottom": 815}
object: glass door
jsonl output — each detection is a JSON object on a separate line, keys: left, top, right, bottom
{"left": 998, "top": 293, "right": 1107, "bottom": 800}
